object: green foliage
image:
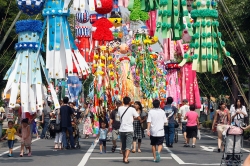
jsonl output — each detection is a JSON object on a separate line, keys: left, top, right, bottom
{"left": 1, "top": 129, "right": 6, "bottom": 138}
{"left": 244, "top": 129, "right": 250, "bottom": 139}
{"left": 202, "top": 120, "right": 213, "bottom": 129}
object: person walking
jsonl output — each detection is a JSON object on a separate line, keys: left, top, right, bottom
{"left": 109, "top": 100, "right": 122, "bottom": 153}
{"left": 230, "top": 98, "right": 248, "bottom": 127}
{"left": 184, "top": 104, "right": 200, "bottom": 148}
{"left": 147, "top": 99, "right": 167, "bottom": 162}
{"left": 132, "top": 101, "right": 147, "bottom": 153}
{"left": 82, "top": 102, "right": 93, "bottom": 139}
{"left": 20, "top": 118, "right": 32, "bottom": 157}
{"left": 54, "top": 109, "right": 63, "bottom": 149}
{"left": 60, "top": 97, "right": 75, "bottom": 149}
{"left": 178, "top": 99, "right": 189, "bottom": 144}
{"left": 96, "top": 122, "right": 108, "bottom": 154}
{"left": 118, "top": 97, "right": 141, "bottom": 164}
{"left": 163, "top": 97, "right": 178, "bottom": 147}
{"left": 40, "top": 102, "right": 52, "bottom": 139}
{"left": 212, "top": 101, "right": 231, "bottom": 152}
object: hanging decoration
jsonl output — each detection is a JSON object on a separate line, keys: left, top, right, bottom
{"left": 17, "top": 0, "right": 45, "bottom": 15}
{"left": 42, "top": 0, "right": 90, "bottom": 79}
{"left": 179, "top": 0, "right": 236, "bottom": 73}
{"left": 3, "top": 20, "right": 60, "bottom": 113}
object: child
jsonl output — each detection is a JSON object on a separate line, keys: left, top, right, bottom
{"left": 20, "top": 118, "right": 32, "bottom": 157}
{"left": 96, "top": 121, "right": 108, "bottom": 154}
{"left": 0, "top": 121, "right": 18, "bottom": 157}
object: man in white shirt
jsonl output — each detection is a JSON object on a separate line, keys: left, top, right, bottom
{"left": 178, "top": 99, "right": 189, "bottom": 144}
{"left": 147, "top": 99, "right": 167, "bottom": 163}
{"left": 118, "top": 97, "right": 141, "bottom": 164}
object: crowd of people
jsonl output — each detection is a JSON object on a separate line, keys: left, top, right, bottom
{"left": 1, "top": 96, "right": 250, "bottom": 165}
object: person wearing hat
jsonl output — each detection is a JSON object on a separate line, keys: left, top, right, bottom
{"left": 109, "top": 100, "right": 122, "bottom": 153}
{"left": 178, "top": 99, "right": 189, "bottom": 144}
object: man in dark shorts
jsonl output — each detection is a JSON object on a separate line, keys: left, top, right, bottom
{"left": 147, "top": 99, "right": 167, "bottom": 163}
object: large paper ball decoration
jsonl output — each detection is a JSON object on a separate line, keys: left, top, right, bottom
{"left": 17, "top": 0, "right": 45, "bottom": 15}
{"left": 95, "top": 0, "right": 113, "bottom": 14}
{"left": 76, "top": 11, "right": 90, "bottom": 23}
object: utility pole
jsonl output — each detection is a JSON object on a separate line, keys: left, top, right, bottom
{"left": 0, "top": 11, "right": 22, "bottom": 52}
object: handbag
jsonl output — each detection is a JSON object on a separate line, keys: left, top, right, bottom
{"left": 54, "top": 123, "right": 61, "bottom": 132}
{"left": 140, "top": 111, "right": 147, "bottom": 130}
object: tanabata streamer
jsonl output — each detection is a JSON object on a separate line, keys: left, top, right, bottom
{"left": 3, "top": 20, "right": 60, "bottom": 112}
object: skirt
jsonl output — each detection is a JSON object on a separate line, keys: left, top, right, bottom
{"left": 83, "top": 117, "right": 93, "bottom": 135}
{"left": 133, "top": 120, "right": 145, "bottom": 139}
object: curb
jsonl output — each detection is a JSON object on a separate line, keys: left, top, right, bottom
{"left": 201, "top": 128, "right": 250, "bottom": 147}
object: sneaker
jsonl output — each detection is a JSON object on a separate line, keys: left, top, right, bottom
{"left": 168, "top": 144, "right": 173, "bottom": 148}
{"left": 100, "top": 151, "right": 102, "bottom": 154}
{"left": 156, "top": 151, "right": 161, "bottom": 162}
{"left": 184, "top": 144, "right": 190, "bottom": 147}
{"left": 8, "top": 154, "right": 12, "bottom": 157}
{"left": 218, "top": 149, "right": 221, "bottom": 153}
{"left": 192, "top": 145, "right": 196, "bottom": 148}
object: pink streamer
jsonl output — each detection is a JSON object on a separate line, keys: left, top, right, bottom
{"left": 145, "top": 10, "right": 157, "bottom": 37}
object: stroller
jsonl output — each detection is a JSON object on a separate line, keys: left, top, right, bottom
{"left": 66, "top": 117, "right": 81, "bottom": 149}
{"left": 220, "top": 126, "right": 244, "bottom": 166}
{"left": 45, "top": 119, "right": 57, "bottom": 139}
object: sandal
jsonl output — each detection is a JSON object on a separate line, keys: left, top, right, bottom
{"left": 131, "top": 149, "right": 136, "bottom": 153}
{"left": 20, "top": 153, "right": 23, "bottom": 157}
{"left": 123, "top": 161, "right": 130, "bottom": 164}
{"left": 112, "top": 146, "right": 117, "bottom": 153}
{"left": 138, "top": 149, "right": 141, "bottom": 153}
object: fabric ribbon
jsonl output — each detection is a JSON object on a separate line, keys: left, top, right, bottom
{"left": 145, "top": 10, "right": 156, "bottom": 37}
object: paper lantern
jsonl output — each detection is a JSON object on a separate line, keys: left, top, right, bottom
{"left": 17, "top": 0, "right": 45, "bottom": 15}
{"left": 119, "top": 43, "right": 128, "bottom": 54}
{"left": 76, "top": 11, "right": 90, "bottom": 23}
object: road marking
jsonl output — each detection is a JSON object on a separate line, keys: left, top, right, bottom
{"left": 0, "top": 138, "right": 40, "bottom": 157}
{"left": 180, "top": 163, "right": 221, "bottom": 165}
{"left": 200, "top": 146, "right": 217, "bottom": 152}
{"left": 77, "top": 141, "right": 97, "bottom": 166}
{"left": 203, "top": 134, "right": 216, "bottom": 139}
{"left": 163, "top": 143, "right": 185, "bottom": 164}
{"left": 90, "top": 157, "right": 172, "bottom": 160}
{"left": 241, "top": 148, "right": 250, "bottom": 152}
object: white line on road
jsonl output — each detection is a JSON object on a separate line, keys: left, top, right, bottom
{"left": 163, "top": 143, "right": 185, "bottom": 164}
{"left": 0, "top": 138, "right": 40, "bottom": 157}
{"left": 90, "top": 157, "right": 172, "bottom": 160}
{"left": 180, "top": 163, "right": 221, "bottom": 165}
{"left": 77, "top": 141, "right": 97, "bottom": 166}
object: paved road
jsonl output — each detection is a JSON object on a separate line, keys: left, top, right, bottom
{"left": 0, "top": 129, "right": 249, "bottom": 166}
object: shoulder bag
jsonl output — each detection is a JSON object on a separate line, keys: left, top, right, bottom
{"left": 121, "top": 107, "right": 130, "bottom": 120}
{"left": 140, "top": 111, "right": 147, "bottom": 130}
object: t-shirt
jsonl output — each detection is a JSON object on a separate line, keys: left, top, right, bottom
{"left": 110, "top": 109, "right": 121, "bottom": 130}
{"left": 179, "top": 105, "right": 190, "bottom": 122}
{"left": 7, "top": 128, "right": 16, "bottom": 140}
{"left": 118, "top": 106, "right": 139, "bottom": 132}
{"left": 230, "top": 105, "right": 248, "bottom": 126}
{"left": 99, "top": 128, "right": 108, "bottom": 140}
{"left": 60, "top": 105, "right": 73, "bottom": 127}
{"left": 185, "top": 111, "right": 199, "bottom": 126}
{"left": 163, "top": 105, "right": 178, "bottom": 124}
{"left": 147, "top": 108, "right": 167, "bottom": 137}
{"left": 43, "top": 106, "right": 51, "bottom": 119}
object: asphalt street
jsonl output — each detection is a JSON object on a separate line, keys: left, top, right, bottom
{"left": 0, "top": 129, "right": 249, "bottom": 166}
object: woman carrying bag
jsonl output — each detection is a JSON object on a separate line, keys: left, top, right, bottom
{"left": 230, "top": 98, "right": 248, "bottom": 127}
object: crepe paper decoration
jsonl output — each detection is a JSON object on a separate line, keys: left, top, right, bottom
{"left": 128, "top": 0, "right": 149, "bottom": 21}
{"left": 166, "top": 70, "right": 181, "bottom": 105}
{"left": 67, "top": 75, "right": 82, "bottom": 107}
{"left": 76, "top": 11, "right": 90, "bottom": 23}
{"left": 92, "top": 18, "right": 114, "bottom": 41}
{"left": 17, "top": 0, "right": 44, "bottom": 15}
{"left": 166, "top": 63, "right": 181, "bottom": 69}
{"left": 179, "top": 0, "right": 236, "bottom": 73}
{"left": 71, "top": 0, "right": 86, "bottom": 13}
{"left": 156, "top": 0, "right": 193, "bottom": 39}
{"left": 95, "top": 0, "right": 113, "bottom": 14}
{"left": 42, "top": 0, "right": 90, "bottom": 79}
{"left": 118, "top": 0, "right": 129, "bottom": 7}
{"left": 3, "top": 20, "right": 60, "bottom": 113}
{"left": 181, "top": 63, "right": 201, "bottom": 108}
{"left": 141, "top": 0, "right": 160, "bottom": 12}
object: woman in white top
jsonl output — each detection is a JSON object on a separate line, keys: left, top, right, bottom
{"left": 230, "top": 98, "right": 248, "bottom": 127}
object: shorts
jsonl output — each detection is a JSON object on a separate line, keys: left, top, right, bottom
{"left": 182, "top": 122, "right": 187, "bottom": 133}
{"left": 8, "top": 140, "right": 15, "bottom": 149}
{"left": 186, "top": 126, "right": 197, "bottom": 138}
{"left": 217, "top": 124, "right": 228, "bottom": 133}
{"left": 150, "top": 136, "right": 164, "bottom": 146}
{"left": 99, "top": 139, "right": 107, "bottom": 146}
{"left": 120, "top": 132, "right": 133, "bottom": 151}
{"left": 112, "top": 129, "right": 119, "bottom": 141}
